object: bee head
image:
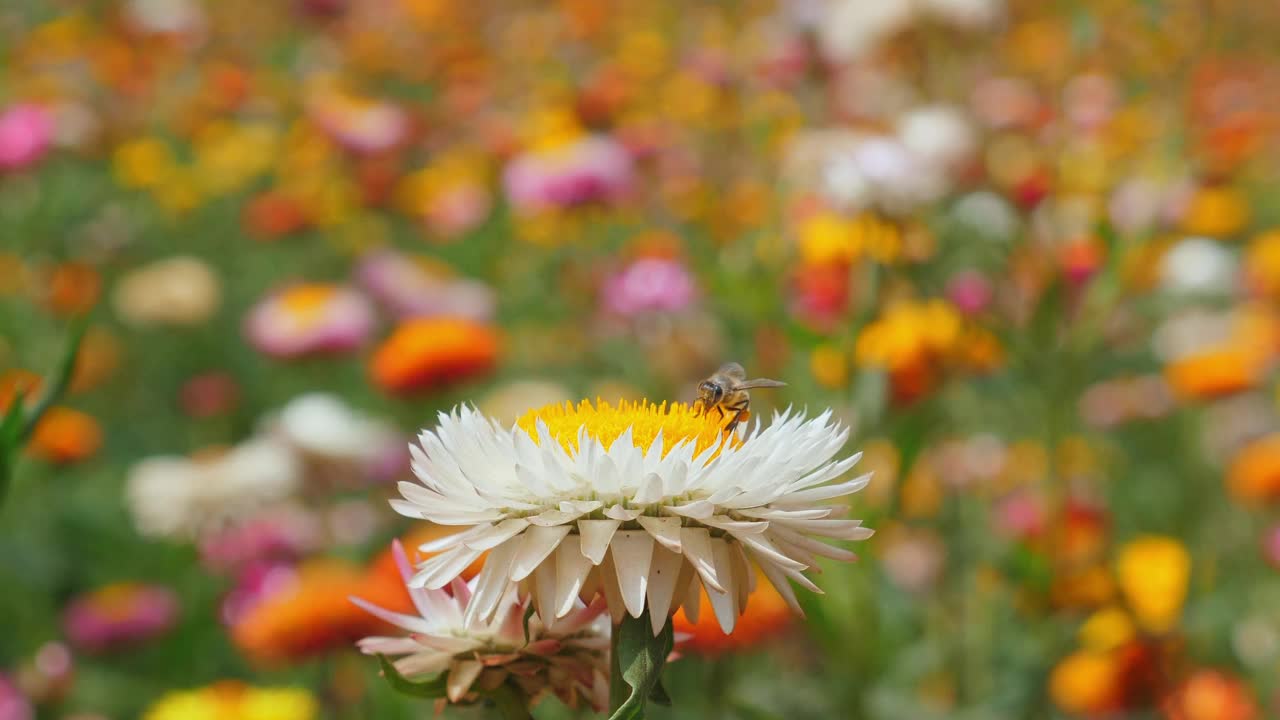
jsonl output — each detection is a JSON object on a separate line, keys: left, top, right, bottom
{"left": 697, "top": 380, "right": 724, "bottom": 405}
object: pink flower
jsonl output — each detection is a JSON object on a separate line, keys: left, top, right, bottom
{"left": 243, "top": 283, "right": 375, "bottom": 359}
{"left": 1264, "top": 524, "right": 1280, "bottom": 571}
{"left": 63, "top": 584, "right": 178, "bottom": 653}
{"left": 0, "top": 104, "right": 53, "bottom": 171}
{"left": 503, "top": 135, "right": 633, "bottom": 213}
{"left": 995, "top": 491, "right": 1046, "bottom": 539}
{"left": 0, "top": 674, "right": 31, "bottom": 720}
{"left": 425, "top": 183, "right": 490, "bottom": 237}
{"left": 356, "top": 251, "right": 495, "bottom": 321}
{"left": 601, "top": 257, "right": 697, "bottom": 316}
{"left": 306, "top": 78, "right": 408, "bottom": 154}
{"left": 219, "top": 562, "right": 297, "bottom": 627}
{"left": 198, "top": 507, "right": 321, "bottom": 574}
{"left": 946, "top": 270, "right": 992, "bottom": 316}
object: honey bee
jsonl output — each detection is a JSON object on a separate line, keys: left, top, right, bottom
{"left": 695, "top": 362, "right": 787, "bottom": 433}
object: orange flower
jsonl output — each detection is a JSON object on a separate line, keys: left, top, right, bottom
{"left": 0, "top": 369, "right": 41, "bottom": 409}
{"left": 232, "top": 560, "right": 403, "bottom": 666}
{"left": 46, "top": 262, "right": 101, "bottom": 315}
{"left": 1162, "top": 670, "right": 1259, "bottom": 720}
{"left": 27, "top": 407, "right": 102, "bottom": 464}
{"left": 243, "top": 191, "right": 309, "bottom": 240}
{"left": 672, "top": 565, "right": 792, "bottom": 654}
{"left": 1165, "top": 348, "right": 1266, "bottom": 400}
{"left": 1049, "top": 650, "right": 1124, "bottom": 715}
{"left": 1227, "top": 434, "right": 1280, "bottom": 504}
{"left": 370, "top": 318, "right": 498, "bottom": 394}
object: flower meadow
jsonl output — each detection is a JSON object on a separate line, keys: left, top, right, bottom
{"left": 4, "top": 0, "right": 1280, "bottom": 718}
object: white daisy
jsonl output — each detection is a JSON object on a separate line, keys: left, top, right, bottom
{"left": 352, "top": 541, "right": 609, "bottom": 711}
{"left": 126, "top": 438, "right": 300, "bottom": 539}
{"left": 392, "top": 400, "right": 872, "bottom": 635}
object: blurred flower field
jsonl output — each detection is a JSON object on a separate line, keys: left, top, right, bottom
{"left": 3, "top": 0, "right": 1280, "bottom": 718}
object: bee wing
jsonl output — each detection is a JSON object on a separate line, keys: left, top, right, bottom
{"left": 738, "top": 378, "right": 787, "bottom": 389}
{"left": 717, "top": 362, "right": 746, "bottom": 381}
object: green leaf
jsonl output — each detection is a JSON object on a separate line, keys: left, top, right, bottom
{"left": 608, "top": 610, "right": 675, "bottom": 720}
{"left": 19, "top": 319, "right": 88, "bottom": 443}
{"left": 0, "top": 376, "right": 31, "bottom": 509}
{"left": 375, "top": 654, "right": 448, "bottom": 699}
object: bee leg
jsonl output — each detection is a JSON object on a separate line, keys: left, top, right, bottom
{"left": 723, "top": 400, "right": 750, "bottom": 434}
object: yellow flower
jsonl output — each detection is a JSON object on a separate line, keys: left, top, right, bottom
{"left": 1049, "top": 650, "right": 1121, "bottom": 715}
{"left": 810, "top": 344, "right": 849, "bottom": 389}
{"left": 524, "top": 107, "right": 585, "bottom": 152}
{"left": 114, "top": 137, "right": 175, "bottom": 189}
{"left": 1244, "top": 229, "right": 1280, "bottom": 296}
{"left": 798, "top": 212, "right": 860, "bottom": 265}
{"left": 1116, "top": 535, "right": 1190, "bottom": 634}
{"left": 1182, "top": 186, "right": 1249, "bottom": 238}
{"left": 192, "top": 121, "right": 279, "bottom": 196}
{"left": 143, "top": 683, "right": 317, "bottom": 720}
{"left": 855, "top": 300, "right": 963, "bottom": 371}
{"left": 1079, "top": 607, "right": 1136, "bottom": 652}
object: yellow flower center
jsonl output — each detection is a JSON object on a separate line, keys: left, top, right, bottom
{"left": 517, "top": 399, "right": 735, "bottom": 457}
{"left": 280, "top": 284, "right": 337, "bottom": 322}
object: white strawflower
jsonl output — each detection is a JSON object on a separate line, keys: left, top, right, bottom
{"left": 392, "top": 400, "right": 872, "bottom": 635}
{"left": 352, "top": 541, "right": 609, "bottom": 710}
{"left": 1159, "top": 237, "right": 1237, "bottom": 295}
{"left": 126, "top": 438, "right": 300, "bottom": 538}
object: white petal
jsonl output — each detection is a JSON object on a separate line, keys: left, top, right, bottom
{"left": 393, "top": 651, "right": 453, "bottom": 678}
{"left": 464, "top": 541, "right": 518, "bottom": 627}
{"left": 578, "top": 519, "right": 620, "bottom": 565}
{"left": 734, "top": 532, "right": 809, "bottom": 571}
{"left": 636, "top": 515, "right": 682, "bottom": 553}
{"left": 610, "top": 530, "right": 655, "bottom": 618}
{"left": 463, "top": 518, "right": 531, "bottom": 551}
{"left": 418, "top": 525, "right": 491, "bottom": 553}
{"left": 667, "top": 500, "right": 715, "bottom": 520}
{"left": 533, "top": 557, "right": 557, "bottom": 628}
{"left": 603, "top": 504, "right": 642, "bottom": 521}
{"left": 756, "top": 558, "right": 804, "bottom": 617}
{"left": 730, "top": 540, "right": 752, "bottom": 611}
{"left": 706, "top": 538, "right": 738, "bottom": 634}
{"left": 509, "top": 525, "right": 572, "bottom": 581}
{"left": 646, "top": 544, "right": 684, "bottom": 635}
{"left": 411, "top": 546, "right": 484, "bottom": 590}
{"left": 680, "top": 571, "right": 702, "bottom": 625}
{"left": 527, "top": 509, "right": 583, "bottom": 527}
{"left": 703, "top": 516, "right": 768, "bottom": 534}
{"left": 447, "top": 660, "right": 484, "bottom": 702}
{"left": 597, "top": 552, "right": 627, "bottom": 624}
{"left": 632, "top": 473, "right": 664, "bottom": 504}
{"left": 778, "top": 472, "right": 872, "bottom": 505}
{"left": 554, "top": 534, "right": 594, "bottom": 618}
{"left": 678, "top": 527, "right": 725, "bottom": 593}
{"left": 769, "top": 525, "right": 859, "bottom": 561}
{"left": 776, "top": 518, "right": 875, "bottom": 540}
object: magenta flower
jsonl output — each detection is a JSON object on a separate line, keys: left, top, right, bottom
{"left": 355, "top": 251, "right": 495, "bottom": 322}
{"left": 306, "top": 79, "right": 408, "bottom": 154}
{"left": 1264, "top": 524, "right": 1280, "bottom": 571}
{"left": 219, "top": 562, "right": 297, "bottom": 627}
{"left": 0, "top": 104, "right": 53, "bottom": 171}
{"left": 63, "top": 584, "right": 179, "bottom": 653}
{"left": 601, "top": 257, "right": 697, "bottom": 316}
{"left": 0, "top": 675, "right": 31, "bottom": 720}
{"left": 243, "top": 283, "right": 375, "bottom": 359}
{"left": 503, "top": 135, "right": 633, "bottom": 213}
{"left": 602, "top": 256, "right": 698, "bottom": 316}
{"left": 198, "top": 507, "right": 321, "bottom": 574}
{"left": 945, "top": 270, "right": 992, "bottom": 316}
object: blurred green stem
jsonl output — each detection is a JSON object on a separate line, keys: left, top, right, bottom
{"left": 490, "top": 683, "right": 534, "bottom": 720}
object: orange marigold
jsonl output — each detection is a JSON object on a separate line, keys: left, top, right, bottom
{"left": 370, "top": 318, "right": 498, "bottom": 394}
{"left": 28, "top": 407, "right": 102, "bottom": 464}
{"left": 232, "top": 560, "right": 402, "bottom": 666}
{"left": 1162, "top": 670, "right": 1260, "bottom": 720}
{"left": 1227, "top": 434, "right": 1280, "bottom": 504}
{"left": 1165, "top": 348, "right": 1266, "bottom": 400}
{"left": 672, "top": 565, "right": 792, "bottom": 654}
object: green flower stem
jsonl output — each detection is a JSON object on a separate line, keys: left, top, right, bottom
{"left": 490, "top": 683, "right": 534, "bottom": 720}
